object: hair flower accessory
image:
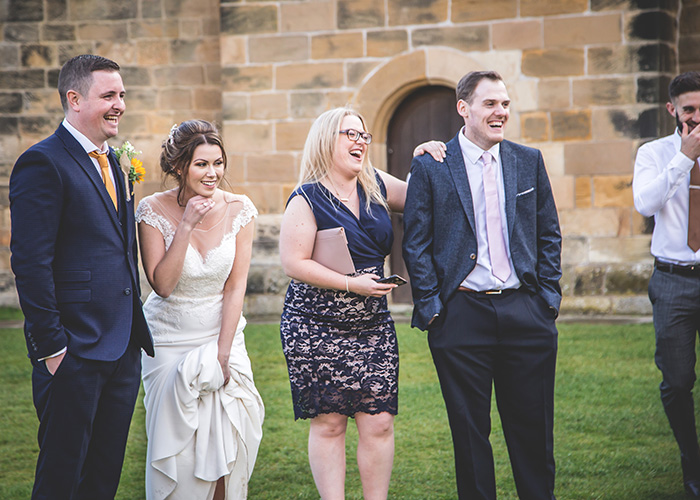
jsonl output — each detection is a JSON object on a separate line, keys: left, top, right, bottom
{"left": 168, "top": 123, "right": 178, "bottom": 145}
{"left": 114, "top": 141, "right": 145, "bottom": 200}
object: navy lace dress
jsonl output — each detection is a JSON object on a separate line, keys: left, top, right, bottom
{"left": 280, "top": 175, "right": 399, "bottom": 420}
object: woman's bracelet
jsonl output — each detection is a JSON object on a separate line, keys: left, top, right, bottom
{"left": 345, "top": 276, "right": 349, "bottom": 293}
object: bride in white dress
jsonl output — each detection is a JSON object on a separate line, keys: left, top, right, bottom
{"left": 135, "top": 120, "right": 264, "bottom": 500}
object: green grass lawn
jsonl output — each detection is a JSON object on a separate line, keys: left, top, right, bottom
{"left": 0, "top": 320, "right": 691, "bottom": 499}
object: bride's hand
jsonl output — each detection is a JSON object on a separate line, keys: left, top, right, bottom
{"left": 217, "top": 352, "right": 231, "bottom": 385}
{"left": 182, "top": 195, "right": 215, "bottom": 229}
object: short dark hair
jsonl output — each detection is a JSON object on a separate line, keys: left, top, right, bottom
{"left": 57, "top": 54, "right": 120, "bottom": 112}
{"left": 161, "top": 120, "right": 228, "bottom": 206}
{"left": 456, "top": 70, "right": 504, "bottom": 104}
{"left": 669, "top": 71, "right": 700, "bottom": 102}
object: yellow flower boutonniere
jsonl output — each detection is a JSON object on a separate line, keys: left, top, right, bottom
{"left": 114, "top": 141, "right": 145, "bottom": 201}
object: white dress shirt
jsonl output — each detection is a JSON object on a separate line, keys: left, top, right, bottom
{"left": 62, "top": 118, "right": 116, "bottom": 185}
{"left": 457, "top": 130, "right": 521, "bottom": 291}
{"left": 633, "top": 131, "right": 699, "bottom": 264}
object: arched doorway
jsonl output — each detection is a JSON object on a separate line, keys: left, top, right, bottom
{"left": 386, "top": 85, "right": 464, "bottom": 303}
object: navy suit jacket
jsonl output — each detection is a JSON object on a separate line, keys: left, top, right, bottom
{"left": 10, "top": 124, "right": 153, "bottom": 361}
{"left": 402, "top": 134, "right": 562, "bottom": 331}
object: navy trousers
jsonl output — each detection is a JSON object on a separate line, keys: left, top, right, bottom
{"left": 30, "top": 342, "right": 141, "bottom": 500}
{"left": 428, "top": 288, "right": 558, "bottom": 500}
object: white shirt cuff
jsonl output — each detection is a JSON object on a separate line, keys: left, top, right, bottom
{"left": 38, "top": 347, "right": 67, "bottom": 362}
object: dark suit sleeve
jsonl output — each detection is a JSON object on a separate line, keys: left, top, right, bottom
{"left": 10, "top": 149, "right": 68, "bottom": 359}
{"left": 402, "top": 156, "right": 443, "bottom": 330}
{"left": 534, "top": 150, "right": 562, "bottom": 314}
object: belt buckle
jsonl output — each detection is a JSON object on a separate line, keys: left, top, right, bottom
{"left": 485, "top": 289, "right": 503, "bottom": 295}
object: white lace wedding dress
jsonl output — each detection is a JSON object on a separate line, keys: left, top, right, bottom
{"left": 136, "top": 191, "right": 264, "bottom": 500}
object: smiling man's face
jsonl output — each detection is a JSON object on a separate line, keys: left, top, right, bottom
{"left": 458, "top": 78, "right": 510, "bottom": 151}
{"left": 67, "top": 70, "right": 125, "bottom": 147}
{"left": 668, "top": 90, "right": 700, "bottom": 135}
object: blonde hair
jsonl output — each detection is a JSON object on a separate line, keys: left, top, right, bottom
{"left": 298, "top": 107, "right": 388, "bottom": 212}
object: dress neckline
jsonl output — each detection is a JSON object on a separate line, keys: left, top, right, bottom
{"left": 316, "top": 181, "right": 363, "bottom": 223}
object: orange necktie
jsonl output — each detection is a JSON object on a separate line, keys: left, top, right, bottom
{"left": 88, "top": 150, "right": 118, "bottom": 211}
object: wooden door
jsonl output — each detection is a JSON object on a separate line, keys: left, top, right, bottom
{"left": 386, "top": 85, "right": 464, "bottom": 303}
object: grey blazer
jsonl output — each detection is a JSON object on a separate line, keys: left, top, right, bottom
{"left": 402, "top": 134, "right": 562, "bottom": 331}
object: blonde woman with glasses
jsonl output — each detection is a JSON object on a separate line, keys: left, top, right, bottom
{"left": 279, "top": 107, "right": 441, "bottom": 499}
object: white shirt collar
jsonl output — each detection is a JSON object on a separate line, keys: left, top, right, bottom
{"left": 457, "top": 126, "right": 501, "bottom": 165}
{"left": 672, "top": 128, "right": 682, "bottom": 149}
{"left": 62, "top": 118, "right": 108, "bottom": 154}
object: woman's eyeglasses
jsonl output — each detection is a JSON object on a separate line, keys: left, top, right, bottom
{"left": 339, "top": 129, "right": 372, "bottom": 144}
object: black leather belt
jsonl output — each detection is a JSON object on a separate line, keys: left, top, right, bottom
{"left": 654, "top": 259, "right": 700, "bottom": 277}
{"left": 458, "top": 286, "right": 519, "bottom": 296}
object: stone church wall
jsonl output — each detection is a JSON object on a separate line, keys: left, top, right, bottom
{"left": 0, "top": 0, "right": 695, "bottom": 317}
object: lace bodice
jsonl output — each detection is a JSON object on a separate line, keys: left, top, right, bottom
{"left": 136, "top": 191, "right": 257, "bottom": 299}
{"left": 136, "top": 191, "right": 256, "bottom": 344}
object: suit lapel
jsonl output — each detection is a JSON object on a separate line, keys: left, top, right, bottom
{"left": 56, "top": 125, "right": 125, "bottom": 239}
{"left": 500, "top": 140, "right": 518, "bottom": 239}
{"left": 446, "top": 134, "right": 476, "bottom": 233}
{"left": 109, "top": 148, "right": 127, "bottom": 215}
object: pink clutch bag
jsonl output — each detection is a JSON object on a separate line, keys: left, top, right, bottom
{"left": 311, "top": 227, "right": 356, "bottom": 275}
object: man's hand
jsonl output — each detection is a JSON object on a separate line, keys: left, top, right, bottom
{"left": 413, "top": 141, "right": 446, "bottom": 162}
{"left": 680, "top": 121, "right": 700, "bottom": 161}
{"left": 45, "top": 351, "right": 66, "bottom": 375}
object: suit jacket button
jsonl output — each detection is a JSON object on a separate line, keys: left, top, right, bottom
{"left": 124, "top": 288, "right": 131, "bottom": 295}
{"left": 470, "top": 253, "right": 476, "bottom": 260}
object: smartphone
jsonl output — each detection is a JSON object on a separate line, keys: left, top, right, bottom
{"left": 376, "top": 274, "right": 407, "bottom": 286}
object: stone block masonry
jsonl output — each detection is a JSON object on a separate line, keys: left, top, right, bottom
{"left": 0, "top": 0, "right": 696, "bottom": 317}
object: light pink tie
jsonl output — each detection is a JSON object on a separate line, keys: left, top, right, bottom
{"left": 481, "top": 151, "right": 511, "bottom": 282}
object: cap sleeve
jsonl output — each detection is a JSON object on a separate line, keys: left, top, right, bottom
{"left": 227, "top": 193, "right": 258, "bottom": 236}
{"left": 135, "top": 195, "right": 174, "bottom": 240}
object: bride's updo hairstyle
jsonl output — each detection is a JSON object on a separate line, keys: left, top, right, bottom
{"left": 161, "top": 119, "right": 227, "bottom": 206}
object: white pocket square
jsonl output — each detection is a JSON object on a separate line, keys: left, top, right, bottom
{"left": 516, "top": 187, "right": 535, "bottom": 197}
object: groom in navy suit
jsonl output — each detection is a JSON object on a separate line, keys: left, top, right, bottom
{"left": 403, "top": 70, "right": 561, "bottom": 499}
{"left": 10, "top": 54, "right": 153, "bottom": 499}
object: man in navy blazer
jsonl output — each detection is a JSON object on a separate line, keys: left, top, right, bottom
{"left": 403, "top": 70, "right": 562, "bottom": 499}
{"left": 10, "top": 54, "right": 154, "bottom": 499}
